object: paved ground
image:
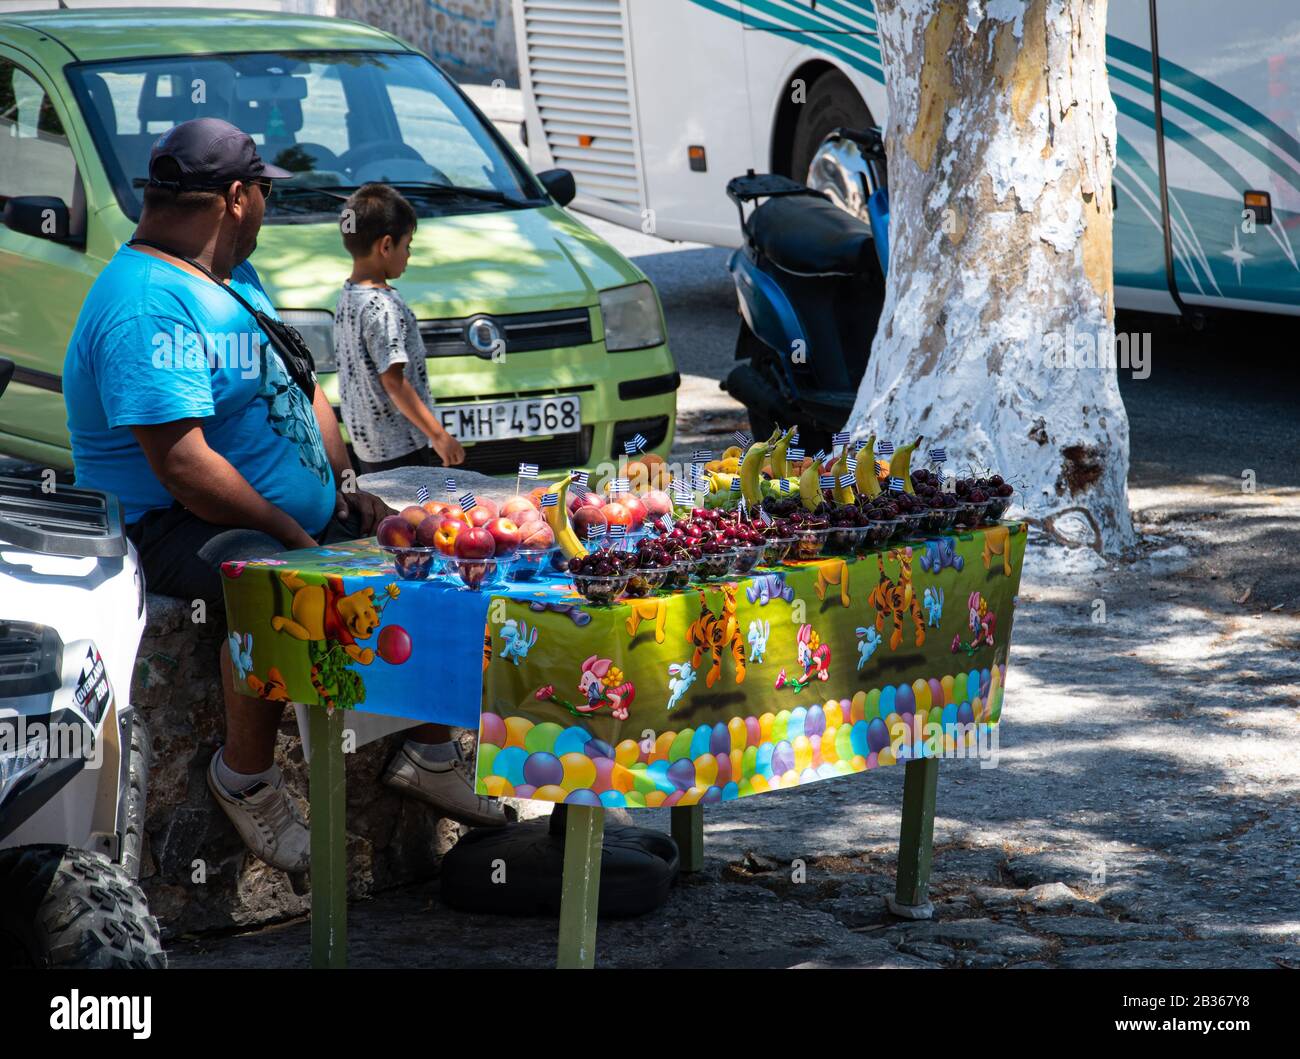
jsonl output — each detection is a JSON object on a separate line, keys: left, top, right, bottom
{"left": 14, "top": 89, "right": 1300, "bottom": 969}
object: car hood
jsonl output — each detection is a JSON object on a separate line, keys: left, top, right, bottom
{"left": 248, "top": 205, "right": 643, "bottom": 319}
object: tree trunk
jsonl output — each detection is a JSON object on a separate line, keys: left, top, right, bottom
{"left": 846, "top": 0, "right": 1136, "bottom": 553}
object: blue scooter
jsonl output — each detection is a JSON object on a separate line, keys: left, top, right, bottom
{"left": 722, "top": 126, "right": 889, "bottom": 454}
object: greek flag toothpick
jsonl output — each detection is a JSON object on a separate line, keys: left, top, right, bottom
{"left": 812, "top": 449, "right": 828, "bottom": 464}
{"left": 624, "top": 433, "right": 648, "bottom": 456}
{"left": 759, "top": 508, "right": 773, "bottom": 525}
{"left": 846, "top": 456, "right": 858, "bottom": 473}
{"left": 672, "top": 480, "right": 692, "bottom": 503}
{"left": 659, "top": 513, "right": 674, "bottom": 532}
{"left": 609, "top": 523, "right": 627, "bottom": 540}
{"left": 518, "top": 462, "right": 539, "bottom": 479}
{"left": 787, "top": 446, "right": 805, "bottom": 462}
{"left": 838, "top": 473, "right": 855, "bottom": 489}
{"left": 693, "top": 449, "right": 714, "bottom": 462}
{"left": 819, "top": 474, "right": 836, "bottom": 490}
{"left": 610, "top": 477, "right": 631, "bottom": 496}
{"left": 416, "top": 486, "right": 431, "bottom": 504}
{"left": 730, "top": 477, "right": 740, "bottom": 492}
{"left": 888, "top": 476, "right": 905, "bottom": 493}
{"left": 540, "top": 492, "right": 559, "bottom": 508}
{"left": 571, "top": 470, "right": 590, "bottom": 491}
{"left": 586, "top": 523, "right": 606, "bottom": 541}
{"left": 790, "top": 431, "right": 799, "bottom": 445}
{"left": 928, "top": 447, "right": 948, "bottom": 466}
{"left": 779, "top": 478, "right": 791, "bottom": 493}
{"left": 832, "top": 430, "right": 851, "bottom": 447}
{"left": 733, "top": 430, "right": 752, "bottom": 448}
{"left": 877, "top": 440, "right": 894, "bottom": 457}
{"left": 459, "top": 491, "right": 477, "bottom": 511}
{"left": 445, "top": 477, "right": 456, "bottom": 495}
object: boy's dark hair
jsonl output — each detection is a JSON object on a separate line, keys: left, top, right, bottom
{"left": 340, "top": 183, "right": 417, "bottom": 256}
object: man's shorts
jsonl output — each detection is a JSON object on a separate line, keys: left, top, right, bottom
{"left": 127, "top": 502, "right": 362, "bottom": 606}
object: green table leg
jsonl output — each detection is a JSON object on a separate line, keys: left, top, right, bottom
{"left": 889, "top": 756, "right": 938, "bottom": 920}
{"left": 309, "top": 707, "right": 347, "bottom": 968}
{"left": 671, "top": 804, "right": 704, "bottom": 873}
{"left": 557, "top": 804, "right": 604, "bottom": 969}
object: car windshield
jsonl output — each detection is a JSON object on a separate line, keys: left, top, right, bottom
{"left": 67, "top": 50, "right": 539, "bottom": 223}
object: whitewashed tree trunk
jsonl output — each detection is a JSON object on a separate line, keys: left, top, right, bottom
{"left": 846, "top": 0, "right": 1136, "bottom": 553}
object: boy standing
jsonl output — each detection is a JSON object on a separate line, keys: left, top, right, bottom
{"left": 335, "top": 184, "right": 501, "bottom": 827}
{"left": 335, "top": 183, "right": 465, "bottom": 474}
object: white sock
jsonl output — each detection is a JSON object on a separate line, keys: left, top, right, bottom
{"left": 215, "top": 747, "right": 278, "bottom": 794}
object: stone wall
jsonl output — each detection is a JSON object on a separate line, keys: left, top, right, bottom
{"left": 134, "top": 594, "right": 463, "bottom": 937}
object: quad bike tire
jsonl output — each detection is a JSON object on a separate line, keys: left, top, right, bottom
{"left": 119, "top": 713, "right": 150, "bottom": 879}
{"left": 0, "top": 845, "right": 166, "bottom": 968}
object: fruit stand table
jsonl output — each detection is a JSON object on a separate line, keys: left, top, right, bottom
{"left": 220, "top": 520, "right": 1027, "bottom": 968}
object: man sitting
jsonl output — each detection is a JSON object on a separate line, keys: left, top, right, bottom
{"left": 63, "top": 118, "right": 504, "bottom": 873}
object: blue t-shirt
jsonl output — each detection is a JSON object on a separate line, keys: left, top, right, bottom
{"left": 64, "top": 247, "right": 336, "bottom": 533}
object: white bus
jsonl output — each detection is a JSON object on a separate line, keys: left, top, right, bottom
{"left": 515, "top": 0, "right": 1300, "bottom": 317}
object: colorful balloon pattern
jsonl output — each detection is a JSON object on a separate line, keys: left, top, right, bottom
{"left": 476, "top": 666, "right": 1006, "bottom": 806}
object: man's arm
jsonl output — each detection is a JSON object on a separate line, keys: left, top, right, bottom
{"left": 309, "top": 383, "right": 393, "bottom": 534}
{"left": 378, "top": 366, "right": 465, "bottom": 467}
{"left": 131, "top": 420, "right": 317, "bottom": 549}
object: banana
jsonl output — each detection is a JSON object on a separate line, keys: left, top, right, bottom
{"left": 739, "top": 428, "right": 781, "bottom": 505}
{"left": 798, "top": 461, "right": 823, "bottom": 512}
{"left": 768, "top": 426, "right": 799, "bottom": 481}
{"left": 855, "top": 434, "right": 881, "bottom": 498}
{"left": 542, "top": 474, "right": 587, "bottom": 560}
{"left": 888, "top": 436, "right": 923, "bottom": 495}
{"left": 831, "top": 446, "right": 856, "bottom": 505}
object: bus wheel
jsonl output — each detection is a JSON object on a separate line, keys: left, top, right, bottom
{"left": 790, "top": 70, "right": 872, "bottom": 185}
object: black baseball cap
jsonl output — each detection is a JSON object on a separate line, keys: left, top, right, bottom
{"left": 147, "top": 117, "right": 292, "bottom": 191}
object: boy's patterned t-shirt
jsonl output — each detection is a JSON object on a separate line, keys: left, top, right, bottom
{"left": 334, "top": 280, "right": 437, "bottom": 463}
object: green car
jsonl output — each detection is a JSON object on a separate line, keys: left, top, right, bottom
{"left": 0, "top": 8, "right": 679, "bottom": 474}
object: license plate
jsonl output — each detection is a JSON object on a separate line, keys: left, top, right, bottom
{"left": 437, "top": 395, "right": 581, "bottom": 442}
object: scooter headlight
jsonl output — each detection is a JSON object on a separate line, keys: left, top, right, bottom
{"left": 600, "top": 282, "right": 665, "bottom": 352}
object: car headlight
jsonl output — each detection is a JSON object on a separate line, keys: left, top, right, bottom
{"left": 277, "top": 309, "right": 337, "bottom": 373}
{"left": 0, "top": 730, "right": 48, "bottom": 806}
{"left": 600, "top": 282, "right": 665, "bottom": 352}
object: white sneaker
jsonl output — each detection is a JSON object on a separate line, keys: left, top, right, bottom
{"left": 383, "top": 744, "right": 507, "bottom": 828}
{"left": 206, "top": 753, "right": 311, "bottom": 872}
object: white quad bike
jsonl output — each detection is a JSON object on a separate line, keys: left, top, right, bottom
{"left": 0, "top": 357, "right": 165, "bottom": 968}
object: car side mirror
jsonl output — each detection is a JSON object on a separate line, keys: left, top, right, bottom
{"left": 2, "top": 195, "right": 81, "bottom": 246}
{"left": 537, "top": 169, "right": 576, "bottom": 208}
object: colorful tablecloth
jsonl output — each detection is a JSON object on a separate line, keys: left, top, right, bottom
{"left": 221, "top": 523, "right": 1027, "bottom": 808}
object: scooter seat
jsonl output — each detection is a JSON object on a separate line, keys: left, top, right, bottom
{"left": 748, "top": 193, "right": 875, "bottom": 275}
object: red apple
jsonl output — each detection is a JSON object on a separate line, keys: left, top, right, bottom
{"left": 621, "top": 495, "right": 647, "bottom": 530}
{"left": 521, "top": 521, "right": 555, "bottom": 549}
{"left": 455, "top": 525, "right": 496, "bottom": 560}
{"left": 377, "top": 515, "right": 415, "bottom": 548}
{"left": 568, "top": 490, "right": 605, "bottom": 517}
{"left": 432, "top": 516, "right": 463, "bottom": 556}
{"left": 642, "top": 489, "right": 672, "bottom": 519}
{"left": 571, "top": 505, "right": 608, "bottom": 543}
{"left": 502, "top": 496, "right": 539, "bottom": 523}
{"left": 603, "top": 501, "right": 633, "bottom": 531}
{"left": 485, "top": 516, "right": 523, "bottom": 558}
{"left": 415, "top": 516, "right": 441, "bottom": 548}
{"left": 399, "top": 505, "right": 428, "bottom": 529}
